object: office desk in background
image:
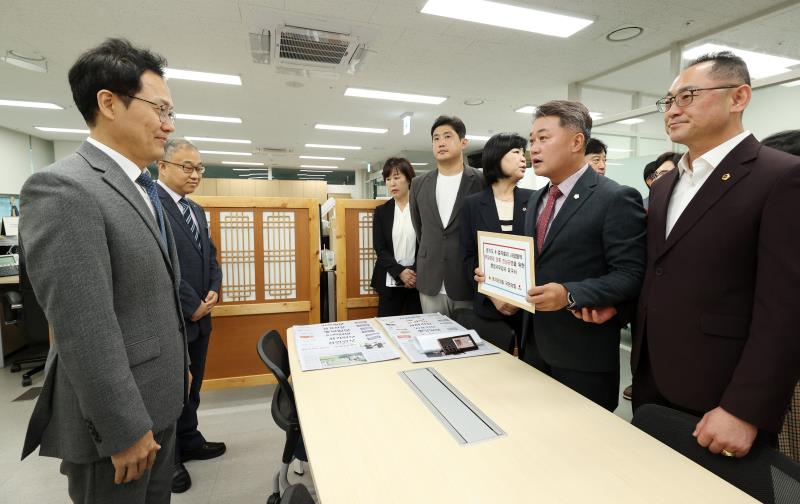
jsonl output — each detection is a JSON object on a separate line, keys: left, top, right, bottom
{"left": 287, "top": 322, "right": 755, "bottom": 504}
{"left": 0, "top": 275, "right": 22, "bottom": 368}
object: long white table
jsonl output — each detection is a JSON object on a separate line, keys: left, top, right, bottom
{"left": 287, "top": 321, "right": 755, "bottom": 504}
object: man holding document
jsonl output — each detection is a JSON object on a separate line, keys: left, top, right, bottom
{"left": 478, "top": 100, "right": 645, "bottom": 411}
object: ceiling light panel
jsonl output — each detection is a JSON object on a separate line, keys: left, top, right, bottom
{"left": 300, "top": 164, "right": 337, "bottom": 169}
{"left": 35, "top": 127, "right": 88, "bottom": 133}
{"left": 683, "top": 43, "right": 800, "bottom": 80}
{"left": 186, "top": 136, "right": 251, "bottom": 144}
{"left": 617, "top": 118, "right": 645, "bottom": 125}
{"left": 222, "top": 161, "right": 265, "bottom": 166}
{"left": 315, "top": 124, "right": 387, "bottom": 134}
{"left": 175, "top": 113, "right": 242, "bottom": 124}
{"left": 344, "top": 87, "right": 446, "bottom": 105}
{"left": 198, "top": 150, "right": 252, "bottom": 156}
{"left": 299, "top": 155, "right": 346, "bottom": 160}
{"left": 515, "top": 105, "right": 537, "bottom": 114}
{"left": 0, "top": 99, "right": 62, "bottom": 109}
{"left": 465, "top": 134, "right": 490, "bottom": 141}
{"left": 421, "top": 0, "right": 593, "bottom": 38}
{"left": 305, "top": 143, "right": 361, "bottom": 150}
{"left": 164, "top": 68, "right": 242, "bottom": 85}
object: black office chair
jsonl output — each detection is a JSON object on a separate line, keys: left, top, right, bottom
{"left": 632, "top": 404, "right": 800, "bottom": 503}
{"left": 279, "top": 484, "right": 314, "bottom": 504}
{"left": 451, "top": 308, "right": 515, "bottom": 354}
{"left": 257, "top": 330, "right": 309, "bottom": 504}
{"left": 2, "top": 257, "right": 49, "bottom": 386}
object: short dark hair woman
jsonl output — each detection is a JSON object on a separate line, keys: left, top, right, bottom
{"left": 370, "top": 158, "right": 422, "bottom": 316}
{"left": 460, "top": 133, "right": 533, "bottom": 349}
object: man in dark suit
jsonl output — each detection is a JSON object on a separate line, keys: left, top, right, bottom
{"left": 516, "top": 100, "right": 646, "bottom": 411}
{"left": 20, "top": 39, "right": 186, "bottom": 503}
{"left": 156, "top": 139, "right": 224, "bottom": 492}
{"left": 632, "top": 51, "right": 800, "bottom": 458}
{"left": 410, "top": 115, "right": 485, "bottom": 317}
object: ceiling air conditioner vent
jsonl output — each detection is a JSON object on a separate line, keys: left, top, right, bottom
{"left": 273, "top": 24, "right": 366, "bottom": 75}
{"left": 255, "top": 146, "right": 293, "bottom": 155}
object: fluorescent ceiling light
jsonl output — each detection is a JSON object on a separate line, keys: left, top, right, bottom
{"left": 199, "top": 150, "right": 252, "bottom": 156}
{"left": 164, "top": 68, "right": 242, "bottom": 86}
{"left": 515, "top": 105, "right": 537, "bottom": 114}
{"left": 175, "top": 113, "right": 242, "bottom": 124}
{"left": 605, "top": 162, "right": 624, "bottom": 166}
{"left": 421, "top": 0, "right": 593, "bottom": 38}
{"left": 300, "top": 164, "right": 337, "bottom": 169}
{"left": 411, "top": 162, "right": 429, "bottom": 166}
{"left": 683, "top": 43, "right": 800, "bottom": 80}
{"left": 607, "top": 148, "right": 632, "bottom": 153}
{"left": 305, "top": 143, "right": 361, "bottom": 150}
{"left": 315, "top": 124, "right": 387, "bottom": 134}
{"left": 232, "top": 168, "right": 269, "bottom": 171}
{"left": 185, "top": 136, "right": 251, "bottom": 144}
{"left": 782, "top": 79, "right": 800, "bottom": 87}
{"left": 300, "top": 169, "right": 333, "bottom": 173}
{"left": 2, "top": 51, "right": 47, "bottom": 72}
{"left": 590, "top": 112, "right": 603, "bottom": 120}
{"left": 35, "top": 126, "right": 88, "bottom": 134}
{"left": 617, "top": 118, "right": 645, "bottom": 125}
{"left": 299, "top": 155, "right": 345, "bottom": 161}
{"left": 345, "top": 87, "right": 447, "bottom": 105}
{"left": 222, "top": 161, "right": 265, "bottom": 166}
{"left": 466, "top": 134, "right": 490, "bottom": 141}
{"left": 0, "top": 99, "right": 62, "bottom": 109}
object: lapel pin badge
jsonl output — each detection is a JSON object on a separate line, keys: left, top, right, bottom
{"left": 721, "top": 173, "right": 731, "bottom": 181}
{"left": 522, "top": 207, "right": 527, "bottom": 212}
{"left": 573, "top": 193, "right": 580, "bottom": 199}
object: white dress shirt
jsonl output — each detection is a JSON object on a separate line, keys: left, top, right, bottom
{"left": 86, "top": 137, "right": 155, "bottom": 217}
{"left": 536, "top": 164, "right": 589, "bottom": 237}
{"left": 387, "top": 201, "right": 416, "bottom": 287}
{"left": 157, "top": 179, "right": 199, "bottom": 230}
{"left": 665, "top": 130, "right": 751, "bottom": 237}
{"left": 435, "top": 170, "right": 463, "bottom": 294}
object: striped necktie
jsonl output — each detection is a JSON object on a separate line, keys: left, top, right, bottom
{"left": 134, "top": 170, "right": 167, "bottom": 246}
{"left": 179, "top": 198, "right": 201, "bottom": 248}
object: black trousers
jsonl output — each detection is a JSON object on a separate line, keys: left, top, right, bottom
{"left": 377, "top": 287, "right": 422, "bottom": 317}
{"left": 60, "top": 424, "right": 175, "bottom": 504}
{"left": 523, "top": 347, "right": 620, "bottom": 412}
{"left": 175, "top": 329, "right": 210, "bottom": 462}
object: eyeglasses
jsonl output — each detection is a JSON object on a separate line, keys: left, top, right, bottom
{"left": 161, "top": 159, "right": 205, "bottom": 175}
{"left": 125, "top": 94, "right": 175, "bottom": 124}
{"left": 655, "top": 85, "right": 741, "bottom": 112}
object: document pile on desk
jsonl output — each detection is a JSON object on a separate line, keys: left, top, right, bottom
{"left": 376, "top": 313, "right": 499, "bottom": 363}
{"left": 294, "top": 319, "right": 399, "bottom": 371}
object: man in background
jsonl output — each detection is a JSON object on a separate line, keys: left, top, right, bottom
{"left": 156, "top": 139, "right": 225, "bottom": 493}
{"left": 410, "top": 115, "right": 484, "bottom": 316}
{"left": 584, "top": 137, "right": 608, "bottom": 176}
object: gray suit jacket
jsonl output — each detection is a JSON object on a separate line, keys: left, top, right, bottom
{"left": 20, "top": 142, "right": 188, "bottom": 463}
{"left": 522, "top": 168, "right": 646, "bottom": 372}
{"left": 410, "top": 165, "right": 485, "bottom": 300}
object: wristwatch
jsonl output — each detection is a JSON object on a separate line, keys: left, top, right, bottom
{"left": 565, "top": 290, "right": 577, "bottom": 311}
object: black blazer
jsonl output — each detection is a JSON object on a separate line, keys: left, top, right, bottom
{"left": 370, "top": 198, "right": 417, "bottom": 296}
{"left": 157, "top": 184, "right": 222, "bottom": 343}
{"left": 522, "top": 168, "right": 646, "bottom": 372}
{"left": 460, "top": 186, "right": 533, "bottom": 320}
{"left": 633, "top": 136, "right": 800, "bottom": 432}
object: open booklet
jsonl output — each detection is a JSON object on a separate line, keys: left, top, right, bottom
{"left": 293, "top": 319, "right": 399, "bottom": 371}
{"left": 375, "top": 312, "right": 499, "bottom": 363}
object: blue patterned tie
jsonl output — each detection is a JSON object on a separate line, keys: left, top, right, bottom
{"left": 179, "top": 198, "right": 201, "bottom": 248}
{"left": 134, "top": 170, "right": 167, "bottom": 246}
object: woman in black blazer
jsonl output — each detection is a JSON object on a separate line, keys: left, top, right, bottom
{"left": 460, "top": 133, "right": 533, "bottom": 343}
{"left": 370, "top": 158, "right": 422, "bottom": 316}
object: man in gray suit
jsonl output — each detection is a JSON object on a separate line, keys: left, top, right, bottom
{"left": 19, "top": 38, "right": 186, "bottom": 503}
{"left": 478, "top": 100, "right": 645, "bottom": 411}
{"left": 410, "top": 116, "right": 485, "bottom": 316}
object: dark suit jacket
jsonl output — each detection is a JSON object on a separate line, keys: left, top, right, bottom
{"left": 522, "top": 167, "right": 646, "bottom": 372}
{"left": 20, "top": 142, "right": 187, "bottom": 463}
{"left": 632, "top": 135, "right": 800, "bottom": 433}
{"left": 157, "top": 184, "right": 222, "bottom": 343}
{"left": 410, "top": 165, "right": 485, "bottom": 299}
{"left": 460, "top": 186, "right": 533, "bottom": 320}
{"left": 370, "top": 198, "right": 416, "bottom": 296}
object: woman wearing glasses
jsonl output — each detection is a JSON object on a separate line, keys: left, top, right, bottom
{"left": 459, "top": 133, "right": 533, "bottom": 352}
{"left": 370, "top": 158, "right": 422, "bottom": 317}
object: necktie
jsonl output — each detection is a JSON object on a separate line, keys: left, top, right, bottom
{"left": 179, "top": 198, "right": 201, "bottom": 248}
{"left": 134, "top": 170, "right": 167, "bottom": 246}
{"left": 535, "top": 184, "right": 562, "bottom": 252}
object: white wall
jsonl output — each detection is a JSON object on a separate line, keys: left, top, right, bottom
{"left": 0, "top": 126, "right": 54, "bottom": 194}
{"left": 53, "top": 140, "right": 83, "bottom": 162}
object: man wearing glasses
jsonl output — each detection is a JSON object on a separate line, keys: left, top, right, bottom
{"left": 20, "top": 39, "right": 187, "bottom": 502}
{"left": 632, "top": 51, "right": 800, "bottom": 459}
{"left": 156, "top": 139, "right": 224, "bottom": 493}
